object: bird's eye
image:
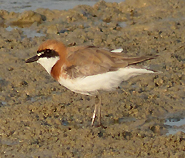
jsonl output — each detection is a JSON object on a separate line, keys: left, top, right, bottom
{"left": 45, "top": 49, "right": 50, "bottom": 53}
{"left": 37, "top": 49, "right": 59, "bottom": 58}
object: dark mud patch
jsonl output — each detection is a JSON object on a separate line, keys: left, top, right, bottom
{"left": 1, "top": 0, "right": 185, "bottom": 157}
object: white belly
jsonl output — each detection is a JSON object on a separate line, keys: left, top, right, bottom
{"left": 58, "top": 67, "right": 154, "bottom": 95}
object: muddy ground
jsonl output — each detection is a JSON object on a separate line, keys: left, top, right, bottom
{"left": 1, "top": 0, "right": 185, "bottom": 157}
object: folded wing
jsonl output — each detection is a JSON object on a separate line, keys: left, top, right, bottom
{"left": 65, "top": 46, "right": 156, "bottom": 78}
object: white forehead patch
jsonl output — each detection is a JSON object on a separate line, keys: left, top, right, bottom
{"left": 37, "top": 52, "right": 44, "bottom": 56}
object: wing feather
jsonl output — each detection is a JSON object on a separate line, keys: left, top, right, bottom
{"left": 65, "top": 46, "right": 156, "bottom": 78}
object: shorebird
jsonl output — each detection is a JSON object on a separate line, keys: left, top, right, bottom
{"left": 26, "top": 39, "right": 157, "bottom": 126}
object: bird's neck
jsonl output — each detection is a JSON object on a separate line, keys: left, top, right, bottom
{"left": 37, "top": 56, "right": 60, "bottom": 74}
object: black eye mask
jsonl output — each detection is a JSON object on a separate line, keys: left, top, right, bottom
{"left": 26, "top": 49, "right": 59, "bottom": 63}
{"left": 37, "top": 49, "right": 59, "bottom": 58}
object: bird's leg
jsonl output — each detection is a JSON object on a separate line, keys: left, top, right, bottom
{"left": 91, "top": 94, "right": 102, "bottom": 126}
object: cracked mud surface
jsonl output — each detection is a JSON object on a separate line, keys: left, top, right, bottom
{"left": 1, "top": 0, "right": 185, "bottom": 157}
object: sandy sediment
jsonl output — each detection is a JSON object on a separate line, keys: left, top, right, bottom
{"left": 1, "top": 0, "right": 185, "bottom": 157}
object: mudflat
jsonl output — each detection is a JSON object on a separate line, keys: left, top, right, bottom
{"left": 0, "top": 0, "right": 185, "bottom": 157}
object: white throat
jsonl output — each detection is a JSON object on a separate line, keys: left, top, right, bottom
{"left": 37, "top": 56, "right": 60, "bottom": 74}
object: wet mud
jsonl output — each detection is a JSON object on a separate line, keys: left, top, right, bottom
{"left": 1, "top": 0, "right": 185, "bottom": 157}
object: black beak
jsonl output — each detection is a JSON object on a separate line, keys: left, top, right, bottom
{"left": 25, "top": 55, "right": 39, "bottom": 63}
